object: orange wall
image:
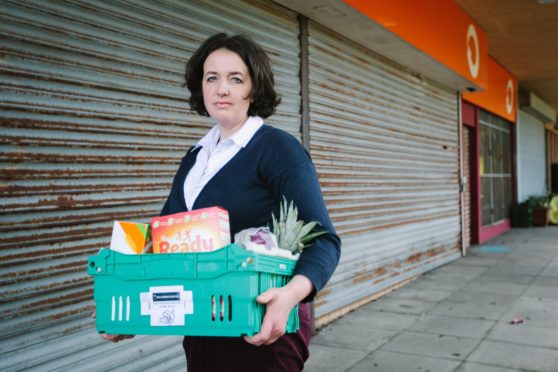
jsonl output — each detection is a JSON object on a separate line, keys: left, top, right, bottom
{"left": 344, "top": 0, "right": 488, "bottom": 90}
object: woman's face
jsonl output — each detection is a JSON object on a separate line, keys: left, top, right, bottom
{"left": 202, "top": 48, "right": 253, "bottom": 130}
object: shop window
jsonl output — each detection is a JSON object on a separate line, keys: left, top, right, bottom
{"left": 479, "top": 110, "right": 512, "bottom": 226}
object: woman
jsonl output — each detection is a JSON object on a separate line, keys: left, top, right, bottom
{"left": 106, "top": 33, "right": 341, "bottom": 371}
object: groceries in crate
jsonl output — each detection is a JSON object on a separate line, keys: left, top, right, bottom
{"left": 109, "top": 221, "right": 152, "bottom": 254}
{"left": 151, "top": 207, "right": 230, "bottom": 253}
{"left": 108, "top": 198, "right": 326, "bottom": 258}
{"left": 234, "top": 197, "right": 328, "bottom": 259}
{"left": 109, "top": 207, "right": 230, "bottom": 255}
{"left": 235, "top": 227, "right": 298, "bottom": 260}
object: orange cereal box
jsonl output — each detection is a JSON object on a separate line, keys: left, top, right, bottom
{"left": 150, "top": 207, "right": 230, "bottom": 253}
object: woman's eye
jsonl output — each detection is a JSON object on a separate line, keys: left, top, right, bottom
{"left": 231, "top": 77, "right": 243, "bottom": 83}
{"left": 206, "top": 76, "right": 217, "bottom": 82}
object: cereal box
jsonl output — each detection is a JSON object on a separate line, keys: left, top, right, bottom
{"left": 110, "top": 221, "right": 152, "bottom": 254}
{"left": 150, "top": 207, "right": 230, "bottom": 253}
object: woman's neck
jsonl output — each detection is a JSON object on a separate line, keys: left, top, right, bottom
{"left": 218, "top": 116, "right": 249, "bottom": 140}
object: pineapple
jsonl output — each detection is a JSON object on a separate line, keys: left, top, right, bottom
{"left": 271, "top": 197, "right": 328, "bottom": 254}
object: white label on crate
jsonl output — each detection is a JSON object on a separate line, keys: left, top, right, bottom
{"left": 139, "top": 285, "right": 193, "bottom": 326}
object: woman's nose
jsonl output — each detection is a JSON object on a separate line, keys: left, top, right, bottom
{"left": 217, "top": 82, "right": 229, "bottom": 96}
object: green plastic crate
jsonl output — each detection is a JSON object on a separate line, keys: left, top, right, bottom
{"left": 87, "top": 244, "right": 299, "bottom": 337}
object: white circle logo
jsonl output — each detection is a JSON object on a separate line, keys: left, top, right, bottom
{"left": 466, "top": 24, "right": 480, "bottom": 79}
{"left": 506, "top": 79, "right": 514, "bottom": 115}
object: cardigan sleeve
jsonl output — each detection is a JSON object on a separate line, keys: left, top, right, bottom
{"left": 259, "top": 129, "right": 341, "bottom": 302}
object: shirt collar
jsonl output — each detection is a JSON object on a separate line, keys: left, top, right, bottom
{"left": 194, "top": 116, "right": 263, "bottom": 150}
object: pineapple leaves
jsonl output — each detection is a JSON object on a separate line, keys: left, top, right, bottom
{"left": 271, "top": 196, "right": 328, "bottom": 255}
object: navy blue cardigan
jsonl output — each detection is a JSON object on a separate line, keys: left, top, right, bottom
{"left": 161, "top": 125, "right": 341, "bottom": 301}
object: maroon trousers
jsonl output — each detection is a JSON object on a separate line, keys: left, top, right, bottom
{"left": 183, "top": 303, "right": 313, "bottom": 371}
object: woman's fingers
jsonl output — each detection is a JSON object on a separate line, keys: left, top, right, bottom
{"left": 244, "top": 288, "right": 290, "bottom": 346}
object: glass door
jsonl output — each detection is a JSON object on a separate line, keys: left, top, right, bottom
{"left": 479, "top": 110, "right": 512, "bottom": 226}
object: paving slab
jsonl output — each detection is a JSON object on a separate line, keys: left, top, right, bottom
{"left": 346, "top": 350, "right": 460, "bottom": 372}
{"left": 461, "top": 280, "right": 529, "bottom": 296}
{"left": 455, "top": 255, "right": 501, "bottom": 266}
{"left": 380, "top": 331, "right": 480, "bottom": 361}
{"left": 487, "top": 321, "right": 558, "bottom": 349}
{"left": 500, "top": 307, "right": 558, "bottom": 328}
{"left": 332, "top": 309, "right": 419, "bottom": 332}
{"left": 473, "top": 272, "right": 535, "bottom": 285}
{"left": 468, "top": 340, "right": 558, "bottom": 372}
{"left": 404, "top": 277, "right": 467, "bottom": 293}
{"left": 421, "top": 270, "right": 483, "bottom": 282}
{"left": 387, "top": 287, "right": 453, "bottom": 302}
{"left": 455, "top": 362, "right": 523, "bottom": 371}
{"left": 408, "top": 314, "right": 495, "bottom": 339}
{"left": 363, "top": 297, "right": 438, "bottom": 315}
{"left": 530, "top": 275, "right": 558, "bottom": 287}
{"left": 500, "top": 297, "right": 558, "bottom": 328}
{"left": 429, "top": 299, "right": 508, "bottom": 320}
{"left": 430, "top": 263, "right": 489, "bottom": 276}
{"left": 311, "top": 324, "right": 397, "bottom": 352}
{"left": 304, "top": 344, "right": 367, "bottom": 372}
{"left": 445, "top": 289, "right": 519, "bottom": 307}
{"left": 489, "top": 263, "right": 544, "bottom": 276}
{"left": 522, "top": 285, "right": 558, "bottom": 299}
{"left": 541, "top": 266, "right": 558, "bottom": 277}
{"left": 514, "top": 296, "right": 558, "bottom": 310}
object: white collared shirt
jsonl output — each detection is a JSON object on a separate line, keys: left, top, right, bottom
{"left": 183, "top": 116, "right": 264, "bottom": 210}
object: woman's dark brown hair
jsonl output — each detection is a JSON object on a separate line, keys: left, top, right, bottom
{"left": 185, "top": 33, "right": 281, "bottom": 119}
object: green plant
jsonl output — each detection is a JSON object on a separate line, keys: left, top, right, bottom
{"left": 527, "top": 194, "right": 549, "bottom": 210}
{"left": 271, "top": 197, "right": 328, "bottom": 254}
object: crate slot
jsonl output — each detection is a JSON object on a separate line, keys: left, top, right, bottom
{"left": 219, "top": 295, "right": 224, "bottom": 321}
{"left": 211, "top": 295, "right": 216, "bottom": 321}
{"left": 228, "top": 295, "right": 232, "bottom": 321}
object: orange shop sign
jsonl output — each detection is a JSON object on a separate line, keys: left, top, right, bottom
{"left": 463, "top": 57, "right": 517, "bottom": 123}
{"left": 343, "top": 0, "right": 488, "bottom": 90}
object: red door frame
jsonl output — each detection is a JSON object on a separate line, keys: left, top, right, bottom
{"left": 461, "top": 100, "right": 514, "bottom": 244}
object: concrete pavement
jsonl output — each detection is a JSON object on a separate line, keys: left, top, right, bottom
{"left": 305, "top": 226, "right": 558, "bottom": 372}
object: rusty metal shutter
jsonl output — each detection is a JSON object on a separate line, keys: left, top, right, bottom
{"left": 463, "top": 126, "right": 472, "bottom": 250}
{"left": 307, "top": 22, "right": 461, "bottom": 320}
{"left": 0, "top": 0, "right": 299, "bottom": 370}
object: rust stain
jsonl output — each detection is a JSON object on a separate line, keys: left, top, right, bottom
{"left": 406, "top": 252, "right": 424, "bottom": 264}
{"left": 373, "top": 277, "right": 386, "bottom": 285}
{"left": 352, "top": 272, "right": 374, "bottom": 284}
{"left": 55, "top": 195, "right": 76, "bottom": 209}
{"left": 0, "top": 245, "right": 101, "bottom": 266}
{"left": 19, "top": 288, "right": 93, "bottom": 311}
{"left": 1, "top": 227, "right": 111, "bottom": 246}
{"left": 373, "top": 267, "right": 387, "bottom": 277}
{"left": 352, "top": 266, "right": 388, "bottom": 285}
{"left": 314, "top": 288, "right": 331, "bottom": 299}
{"left": 1, "top": 277, "right": 93, "bottom": 302}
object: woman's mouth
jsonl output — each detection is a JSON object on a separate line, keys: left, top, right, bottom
{"left": 215, "top": 101, "right": 231, "bottom": 108}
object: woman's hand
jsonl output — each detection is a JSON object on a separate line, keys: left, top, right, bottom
{"left": 92, "top": 310, "right": 135, "bottom": 343}
{"left": 244, "top": 275, "right": 313, "bottom": 346}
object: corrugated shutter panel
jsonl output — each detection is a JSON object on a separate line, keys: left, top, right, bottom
{"left": 549, "top": 129, "right": 558, "bottom": 192}
{"left": 307, "top": 22, "right": 461, "bottom": 319}
{"left": 0, "top": 0, "right": 299, "bottom": 370}
{"left": 517, "top": 110, "right": 546, "bottom": 201}
{"left": 463, "top": 126, "right": 472, "bottom": 250}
